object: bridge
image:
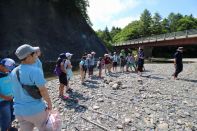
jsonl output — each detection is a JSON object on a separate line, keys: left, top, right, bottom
{"left": 113, "top": 29, "right": 197, "bottom": 57}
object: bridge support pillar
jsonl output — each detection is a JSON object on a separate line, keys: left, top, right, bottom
{"left": 143, "top": 46, "right": 153, "bottom": 58}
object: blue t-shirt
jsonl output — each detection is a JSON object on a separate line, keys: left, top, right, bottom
{"left": 33, "top": 58, "right": 43, "bottom": 69}
{"left": 0, "top": 73, "right": 13, "bottom": 102}
{"left": 10, "top": 64, "right": 46, "bottom": 116}
{"left": 32, "top": 58, "right": 43, "bottom": 75}
{"left": 66, "top": 68, "right": 73, "bottom": 80}
{"left": 90, "top": 57, "right": 95, "bottom": 66}
{"left": 79, "top": 60, "right": 84, "bottom": 66}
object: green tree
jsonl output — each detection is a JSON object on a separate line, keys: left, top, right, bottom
{"left": 110, "top": 26, "right": 121, "bottom": 41}
{"left": 139, "top": 9, "right": 152, "bottom": 36}
{"left": 161, "top": 18, "right": 170, "bottom": 33}
{"left": 177, "top": 15, "right": 197, "bottom": 31}
{"left": 113, "top": 21, "right": 141, "bottom": 43}
{"left": 168, "top": 13, "right": 183, "bottom": 32}
{"left": 151, "top": 12, "right": 162, "bottom": 35}
{"left": 102, "top": 27, "right": 112, "bottom": 42}
{"left": 74, "top": 0, "right": 92, "bottom": 26}
{"left": 96, "top": 27, "right": 113, "bottom": 50}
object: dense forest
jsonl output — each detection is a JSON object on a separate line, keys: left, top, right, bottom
{"left": 96, "top": 9, "right": 197, "bottom": 55}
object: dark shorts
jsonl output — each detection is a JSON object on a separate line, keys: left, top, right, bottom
{"left": 89, "top": 65, "right": 94, "bottom": 72}
{"left": 138, "top": 59, "right": 144, "bottom": 72}
{"left": 137, "top": 66, "right": 143, "bottom": 72}
{"left": 113, "top": 62, "right": 118, "bottom": 67}
{"left": 58, "top": 72, "right": 67, "bottom": 86}
{"left": 120, "top": 62, "right": 126, "bottom": 67}
{"left": 0, "top": 100, "right": 15, "bottom": 131}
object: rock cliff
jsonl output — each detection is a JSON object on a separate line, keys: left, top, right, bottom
{"left": 0, "top": 0, "right": 107, "bottom": 61}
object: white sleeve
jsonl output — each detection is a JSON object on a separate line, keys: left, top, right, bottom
{"left": 64, "top": 60, "right": 68, "bottom": 69}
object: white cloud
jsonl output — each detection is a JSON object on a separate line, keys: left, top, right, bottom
{"left": 111, "top": 15, "right": 140, "bottom": 29}
{"left": 88, "top": 0, "right": 140, "bottom": 30}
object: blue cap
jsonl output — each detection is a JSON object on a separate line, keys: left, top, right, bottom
{"left": 0, "top": 58, "right": 16, "bottom": 71}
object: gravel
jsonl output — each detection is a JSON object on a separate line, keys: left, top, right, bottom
{"left": 14, "top": 62, "right": 197, "bottom": 130}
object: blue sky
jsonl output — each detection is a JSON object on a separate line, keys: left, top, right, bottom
{"left": 87, "top": 0, "right": 197, "bottom": 31}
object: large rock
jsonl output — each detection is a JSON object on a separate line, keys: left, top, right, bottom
{"left": 0, "top": 0, "right": 107, "bottom": 62}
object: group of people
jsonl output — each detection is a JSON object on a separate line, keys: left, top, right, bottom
{"left": 78, "top": 47, "right": 145, "bottom": 83}
{"left": 0, "top": 44, "right": 183, "bottom": 131}
{"left": 77, "top": 46, "right": 184, "bottom": 83}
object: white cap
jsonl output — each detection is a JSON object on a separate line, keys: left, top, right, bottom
{"left": 87, "top": 54, "right": 92, "bottom": 57}
{"left": 65, "top": 52, "right": 73, "bottom": 57}
{"left": 34, "top": 46, "right": 40, "bottom": 51}
{"left": 104, "top": 54, "right": 109, "bottom": 56}
{"left": 15, "top": 44, "right": 37, "bottom": 60}
{"left": 91, "top": 51, "right": 96, "bottom": 55}
{"left": 177, "top": 47, "right": 183, "bottom": 51}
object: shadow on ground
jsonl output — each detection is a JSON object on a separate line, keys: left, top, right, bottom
{"left": 63, "top": 91, "right": 89, "bottom": 113}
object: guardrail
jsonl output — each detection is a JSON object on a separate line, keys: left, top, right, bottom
{"left": 114, "top": 29, "right": 197, "bottom": 46}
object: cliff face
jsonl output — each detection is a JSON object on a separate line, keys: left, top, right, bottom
{"left": 0, "top": 0, "right": 107, "bottom": 61}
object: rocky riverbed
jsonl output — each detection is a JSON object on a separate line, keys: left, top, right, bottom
{"left": 14, "top": 63, "right": 197, "bottom": 131}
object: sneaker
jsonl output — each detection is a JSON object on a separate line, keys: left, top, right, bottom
{"left": 81, "top": 82, "right": 86, "bottom": 85}
{"left": 59, "top": 95, "right": 70, "bottom": 100}
{"left": 66, "top": 88, "right": 73, "bottom": 93}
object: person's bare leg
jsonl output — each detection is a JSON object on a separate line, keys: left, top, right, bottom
{"left": 82, "top": 71, "right": 85, "bottom": 83}
{"left": 59, "top": 83, "right": 64, "bottom": 96}
{"left": 66, "top": 80, "right": 69, "bottom": 90}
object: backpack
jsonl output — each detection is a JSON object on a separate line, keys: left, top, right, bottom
{"left": 54, "top": 65, "right": 62, "bottom": 76}
{"left": 54, "top": 58, "right": 65, "bottom": 76}
{"left": 81, "top": 60, "right": 87, "bottom": 70}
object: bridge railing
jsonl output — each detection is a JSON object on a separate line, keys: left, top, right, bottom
{"left": 114, "top": 29, "right": 197, "bottom": 46}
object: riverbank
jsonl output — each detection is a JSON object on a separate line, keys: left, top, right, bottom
{"left": 149, "top": 58, "right": 197, "bottom": 63}
{"left": 46, "top": 62, "right": 196, "bottom": 130}
{"left": 13, "top": 60, "right": 197, "bottom": 130}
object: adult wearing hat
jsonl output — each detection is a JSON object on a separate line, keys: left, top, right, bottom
{"left": 10, "top": 44, "right": 52, "bottom": 130}
{"left": 79, "top": 55, "right": 87, "bottom": 84}
{"left": 137, "top": 47, "right": 145, "bottom": 79}
{"left": 0, "top": 58, "right": 16, "bottom": 131}
{"left": 173, "top": 47, "right": 183, "bottom": 80}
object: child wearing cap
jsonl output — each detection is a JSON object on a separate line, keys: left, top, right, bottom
{"left": 89, "top": 52, "right": 96, "bottom": 78}
{"left": 0, "top": 58, "right": 16, "bottom": 131}
{"left": 64, "top": 52, "right": 73, "bottom": 93}
{"left": 79, "top": 56, "right": 87, "bottom": 84}
{"left": 55, "top": 53, "right": 68, "bottom": 99}
{"left": 97, "top": 57, "right": 104, "bottom": 78}
{"left": 112, "top": 52, "right": 119, "bottom": 72}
